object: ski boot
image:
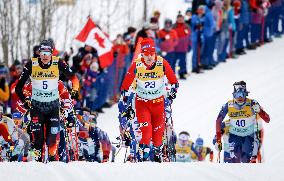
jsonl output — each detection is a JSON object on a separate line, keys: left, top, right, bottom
{"left": 153, "top": 145, "right": 163, "bottom": 163}
{"left": 138, "top": 144, "right": 150, "bottom": 162}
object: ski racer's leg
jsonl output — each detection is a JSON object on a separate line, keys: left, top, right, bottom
{"left": 150, "top": 99, "right": 165, "bottom": 162}
{"left": 17, "top": 128, "right": 30, "bottom": 161}
{"left": 135, "top": 98, "right": 151, "bottom": 145}
{"left": 46, "top": 108, "right": 60, "bottom": 159}
{"left": 241, "top": 134, "right": 256, "bottom": 163}
{"left": 30, "top": 108, "right": 45, "bottom": 162}
{"left": 228, "top": 134, "right": 242, "bottom": 163}
{"left": 150, "top": 100, "right": 165, "bottom": 147}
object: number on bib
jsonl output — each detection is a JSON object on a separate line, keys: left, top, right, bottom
{"left": 43, "top": 81, "right": 48, "bottom": 89}
{"left": 236, "top": 120, "right": 245, "bottom": 127}
{"left": 145, "top": 81, "right": 155, "bottom": 89}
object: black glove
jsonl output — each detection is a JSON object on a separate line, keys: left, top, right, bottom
{"left": 123, "top": 131, "right": 131, "bottom": 146}
{"left": 168, "top": 83, "right": 178, "bottom": 100}
{"left": 71, "top": 89, "right": 79, "bottom": 99}
{"left": 123, "top": 106, "right": 135, "bottom": 120}
{"left": 23, "top": 98, "right": 32, "bottom": 110}
{"left": 66, "top": 113, "right": 75, "bottom": 128}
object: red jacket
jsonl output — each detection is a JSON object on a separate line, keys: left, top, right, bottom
{"left": 158, "top": 29, "right": 178, "bottom": 53}
{"left": 121, "top": 56, "right": 178, "bottom": 91}
{"left": 173, "top": 23, "right": 191, "bottom": 52}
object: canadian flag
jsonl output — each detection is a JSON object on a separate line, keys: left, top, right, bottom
{"left": 75, "top": 18, "right": 113, "bottom": 68}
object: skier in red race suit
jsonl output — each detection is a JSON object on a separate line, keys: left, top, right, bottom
{"left": 121, "top": 38, "right": 178, "bottom": 162}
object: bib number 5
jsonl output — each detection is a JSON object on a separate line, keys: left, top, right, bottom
{"left": 42, "top": 81, "right": 48, "bottom": 89}
{"left": 145, "top": 81, "right": 155, "bottom": 89}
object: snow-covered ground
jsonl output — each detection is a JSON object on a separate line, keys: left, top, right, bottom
{"left": 1, "top": 31, "right": 284, "bottom": 181}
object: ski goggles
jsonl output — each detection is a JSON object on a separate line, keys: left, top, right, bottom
{"left": 83, "top": 114, "right": 90, "bottom": 122}
{"left": 142, "top": 50, "right": 155, "bottom": 56}
{"left": 40, "top": 51, "right": 52, "bottom": 56}
{"left": 233, "top": 89, "right": 246, "bottom": 99}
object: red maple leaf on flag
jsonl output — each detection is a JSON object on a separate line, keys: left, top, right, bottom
{"left": 94, "top": 33, "right": 105, "bottom": 48}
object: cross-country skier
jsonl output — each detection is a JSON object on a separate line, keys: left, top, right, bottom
{"left": 191, "top": 136, "right": 213, "bottom": 162}
{"left": 121, "top": 38, "right": 179, "bottom": 162}
{"left": 175, "top": 131, "right": 196, "bottom": 162}
{"left": 15, "top": 40, "right": 79, "bottom": 162}
{"left": 215, "top": 81, "right": 270, "bottom": 163}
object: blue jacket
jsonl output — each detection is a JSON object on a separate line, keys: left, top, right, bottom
{"left": 203, "top": 8, "right": 216, "bottom": 37}
{"left": 239, "top": 0, "right": 250, "bottom": 24}
{"left": 191, "top": 14, "right": 205, "bottom": 42}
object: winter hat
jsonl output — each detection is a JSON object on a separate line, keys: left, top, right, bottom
{"left": 233, "top": 81, "right": 249, "bottom": 99}
{"left": 127, "top": 27, "right": 136, "bottom": 34}
{"left": 140, "top": 38, "right": 156, "bottom": 53}
{"left": 185, "top": 7, "right": 192, "bottom": 14}
{"left": 0, "top": 64, "right": 8, "bottom": 75}
{"left": 143, "top": 22, "right": 151, "bottom": 30}
{"left": 233, "top": 0, "right": 241, "bottom": 8}
{"left": 233, "top": 81, "right": 249, "bottom": 94}
{"left": 39, "top": 40, "right": 53, "bottom": 52}
{"left": 195, "top": 137, "right": 204, "bottom": 147}
{"left": 12, "top": 112, "right": 22, "bottom": 119}
{"left": 164, "top": 18, "right": 173, "bottom": 25}
{"left": 179, "top": 131, "right": 190, "bottom": 141}
{"left": 214, "top": 0, "right": 223, "bottom": 10}
{"left": 197, "top": 5, "right": 206, "bottom": 15}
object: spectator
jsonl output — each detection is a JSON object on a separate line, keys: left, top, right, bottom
{"left": 123, "top": 27, "right": 137, "bottom": 71}
{"left": 201, "top": 5, "right": 217, "bottom": 69}
{"left": 191, "top": 6, "right": 206, "bottom": 73}
{"left": 173, "top": 14, "right": 191, "bottom": 79}
{"left": 112, "top": 34, "right": 130, "bottom": 98}
{"left": 0, "top": 64, "right": 10, "bottom": 110}
{"left": 158, "top": 19, "right": 178, "bottom": 72}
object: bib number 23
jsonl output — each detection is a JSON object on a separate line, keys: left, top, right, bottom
{"left": 145, "top": 81, "right": 155, "bottom": 89}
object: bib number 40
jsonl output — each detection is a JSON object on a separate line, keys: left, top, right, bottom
{"left": 145, "top": 81, "right": 155, "bottom": 89}
{"left": 236, "top": 120, "right": 245, "bottom": 127}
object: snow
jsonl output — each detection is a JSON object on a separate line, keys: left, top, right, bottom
{"left": 1, "top": 23, "right": 284, "bottom": 181}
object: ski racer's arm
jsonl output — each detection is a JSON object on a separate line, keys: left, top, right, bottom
{"left": 251, "top": 100, "right": 270, "bottom": 123}
{"left": 0, "top": 83, "right": 9, "bottom": 102}
{"left": 58, "top": 60, "right": 79, "bottom": 91}
{"left": 0, "top": 123, "right": 12, "bottom": 142}
{"left": 216, "top": 103, "right": 228, "bottom": 141}
{"left": 163, "top": 59, "right": 178, "bottom": 85}
{"left": 15, "top": 61, "right": 32, "bottom": 102}
{"left": 121, "top": 62, "right": 136, "bottom": 91}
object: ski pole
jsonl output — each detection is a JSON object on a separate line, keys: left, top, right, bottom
{"left": 123, "top": 146, "right": 128, "bottom": 163}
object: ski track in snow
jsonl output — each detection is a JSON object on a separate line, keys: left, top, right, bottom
{"left": 1, "top": 35, "right": 284, "bottom": 181}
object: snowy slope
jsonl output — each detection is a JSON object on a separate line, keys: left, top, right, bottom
{"left": 97, "top": 36, "right": 284, "bottom": 164}
{"left": 1, "top": 31, "right": 284, "bottom": 181}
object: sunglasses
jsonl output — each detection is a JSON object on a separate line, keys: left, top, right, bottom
{"left": 143, "top": 51, "right": 155, "bottom": 56}
{"left": 40, "top": 51, "right": 52, "bottom": 56}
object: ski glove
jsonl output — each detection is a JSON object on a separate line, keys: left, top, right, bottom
{"left": 71, "top": 89, "right": 79, "bottom": 99}
{"left": 23, "top": 98, "right": 32, "bottom": 110}
{"left": 252, "top": 101, "right": 261, "bottom": 114}
{"left": 123, "top": 131, "right": 131, "bottom": 146}
{"left": 66, "top": 113, "right": 75, "bottom": 128}
{"left": 168, "top": 83, "right": 179, "bottom": 100}
{"left": 123, "top": 106, "right": 135, "bottom": 120}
